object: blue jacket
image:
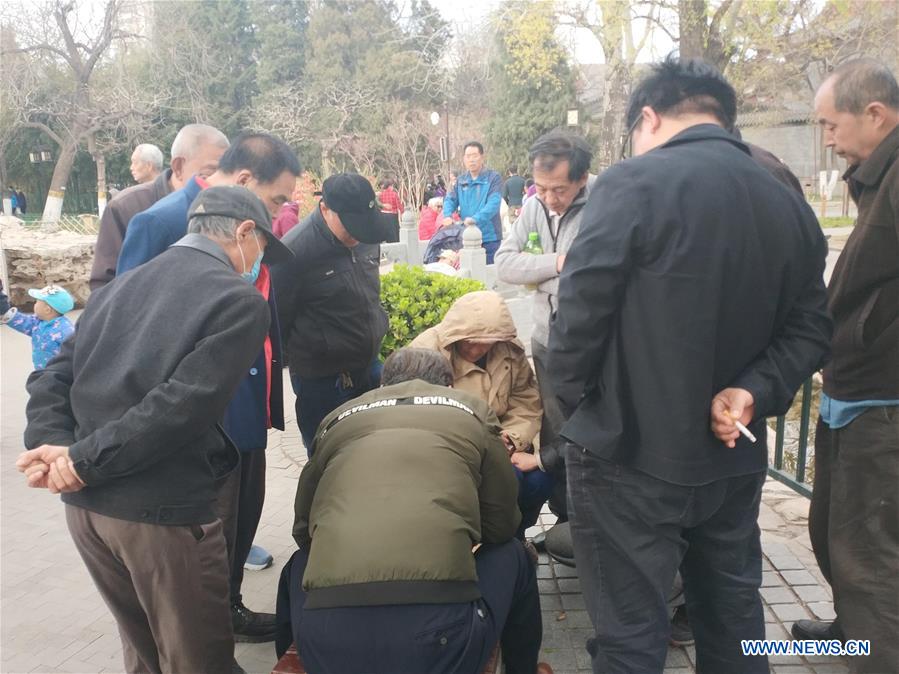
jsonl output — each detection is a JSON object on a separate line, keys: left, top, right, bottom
{"left": 116, "top": 176, "right": 284, "bottom": 451}
{"left": 3, "top": 310, "right": 74, "bottom": 369}
{"left": 443, "top": 169, "right": 503, "bottom": 243}
{"left": 117, "top": 177, "right": 203, "bottom": 275}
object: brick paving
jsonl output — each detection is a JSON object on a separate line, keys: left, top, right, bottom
{"left": 1, "top": 325, "right": 849, "bottom": 673}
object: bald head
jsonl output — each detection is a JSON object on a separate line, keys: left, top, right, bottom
{"left": 815, "top": 59, "right": 899, "bottom": 165}
{"left": 170, "top": 124, "right": 230, "bottom": 190}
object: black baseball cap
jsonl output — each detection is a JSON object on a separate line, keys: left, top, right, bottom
{"left": 188, "top": 185, "right": 293, "bottom": 264}
{"left": 321, "top": 173, "right": 395, "bottom": 244}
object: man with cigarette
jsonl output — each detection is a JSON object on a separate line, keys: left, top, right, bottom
{"left": 548, "top": 57, "right": 832, "bottom": 673}
{"left": 790, "top": 59, "right": 899, "bottom": 673}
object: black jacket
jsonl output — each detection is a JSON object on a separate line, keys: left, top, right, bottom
{"left": 272, "top": 207, "right": 388, "bottom": 378}
{"left": 25, "top": 234, "right": 270, "bottom": 525}
{"left": 825, "top": 125, "right": 899, "bottom": 401}
{"left": 548, "top": 124, "right": 832, "bottom": 486}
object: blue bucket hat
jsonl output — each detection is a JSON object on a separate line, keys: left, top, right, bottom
{"left": 28, "top": 285, "right": 74, "bottom": 314}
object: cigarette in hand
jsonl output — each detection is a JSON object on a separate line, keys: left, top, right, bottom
{"left": 734, "top": 420, "right": 757, "bottom": 443}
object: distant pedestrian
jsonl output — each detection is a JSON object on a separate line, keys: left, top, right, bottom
{"left": 130, "top": 144, "right": 164, "bottom": 184}
{"left": 418, "top": 196, "right": 443, "bottom": 240}
{"left": 442, "top": 142, "right": 503, "bottom": 263}
{"left": 10, "top": 188, "right": 18, "bottom": 215}
{"left": 377, "top": 178, "right": 403, "bottom": 215}
{"left": 16, "top": 189, "right": 26, "bottom": 214}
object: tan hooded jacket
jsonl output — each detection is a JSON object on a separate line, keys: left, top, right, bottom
{"left": 410, "top": 291, "right": 542, "bottom": 450}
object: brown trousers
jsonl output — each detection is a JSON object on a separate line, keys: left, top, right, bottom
{"left": 66, "top": 505, "right": 234, "bottom": 674}
{"left": 808, "top": 407, "right": 899, "bottom": 674}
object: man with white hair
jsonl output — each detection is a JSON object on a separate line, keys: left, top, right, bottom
{"left": 90, "top": 124, "right": 229, "bottom": 290}
{"left": 130, "top": 144, "right": 164, "bottom": 184}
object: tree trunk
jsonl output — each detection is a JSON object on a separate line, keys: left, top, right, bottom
{"left": 596, "top": 61, "right": 633, "bottom": 169}
{"left": 678, "top": 0, "right": 708, "bottom": 59}
{"left": 41, "top": 139, "right": 78, "bottom": 224}
{"left": 95, "top": 153, "right": 107, "bottom": 218}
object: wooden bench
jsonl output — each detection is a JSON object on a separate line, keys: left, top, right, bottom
{"left": 272, "top": 642, "right": 502, "bottom": 674}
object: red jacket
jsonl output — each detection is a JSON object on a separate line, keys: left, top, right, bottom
{"left": 378, "top": 187, "right": 403, "bottom": 215}
{"left": 418, "top": 207, "right": 439, "bottom": 240}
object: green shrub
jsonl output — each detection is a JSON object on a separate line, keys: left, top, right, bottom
{"left": 380, "top": 264, "right": 484, "bottom": 360}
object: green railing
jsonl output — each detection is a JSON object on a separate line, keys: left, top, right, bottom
{"left": 767, "top": 378, "right": 815, "bottom": 498}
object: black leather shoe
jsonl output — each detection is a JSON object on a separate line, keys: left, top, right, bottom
{"left": 791, "top": 619, "right": 844, "bottom": 643}
{"left": 232, "top": 601, "right": 277, "bottom": 643}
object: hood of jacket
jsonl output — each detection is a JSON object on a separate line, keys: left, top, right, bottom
{"left": 429, "top": 291, "right": 523, "bottom": 354}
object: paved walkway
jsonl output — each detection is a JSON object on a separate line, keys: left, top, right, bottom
{"left": 1, "top": 324, "right": 848, "bottom": 673}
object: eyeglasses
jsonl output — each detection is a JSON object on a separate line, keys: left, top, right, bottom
{"left": 619, "top": 116, "right": 642, "bottom": 161}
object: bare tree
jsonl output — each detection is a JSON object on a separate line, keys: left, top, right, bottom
{"left": 559, "top": 0, "right": 659, "bottom": 167}
{"left": 0, "top": 0, "right": 149, "bottom": 223}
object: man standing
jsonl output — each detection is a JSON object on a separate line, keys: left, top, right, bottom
{"left": 273, "top": 173, "right": 393, "bottom": 451}
{"left": 501, "top": 165, "right": 526, "bottom": 221}
{"left": 17, "top": 186, "right": 292, "bottom": 674}
{"left": 791, "top": 59, "right": 899, "bottom": 674}
{"left": 277, "top": 347, "right": 551, "bottom": 674}
{"left": 117, "top": 132, "right": 301, "bottom": 643}
{"left": 443, "top": 141, "right": 503, "bottom": 263}
{"left": 130, "top": 143, "right": 164, "bottom": 184}
{"left": 548, "top": 57, "right": 832, "bottom": 673}
{"left": 495, "top": 131, "right": 595, "bottom": 532}
{"left": 90, "top": 124, "right": 229, "bottom": 290}
{"left": 118, "top": 132, "right": 298, "bottom": 272}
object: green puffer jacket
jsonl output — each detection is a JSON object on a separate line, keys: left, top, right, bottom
{"left": 292, "top": 380, "right": 521, "bottom": 609}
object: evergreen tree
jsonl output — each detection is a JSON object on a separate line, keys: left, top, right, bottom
{"left": 485, "top": 1, "right": 576, "bottom": 172}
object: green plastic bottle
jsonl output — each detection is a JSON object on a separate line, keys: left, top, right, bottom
{"left": 523, "top": 232, "right": 543, "bottom": 289}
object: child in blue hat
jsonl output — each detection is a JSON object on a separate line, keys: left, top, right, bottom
{"left": 1, "top": 284, "right": 75, "bottom": 369}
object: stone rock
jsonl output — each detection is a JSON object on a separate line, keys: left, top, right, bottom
{"left": 1, "top": 217, "right": 94, "bottom": 308}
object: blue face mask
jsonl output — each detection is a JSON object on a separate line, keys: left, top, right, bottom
{"left": 239, "top": 232, "right": 264, "bottom": 284}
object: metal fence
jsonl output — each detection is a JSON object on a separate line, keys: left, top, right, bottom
{"left": 18, "top": 213, "right": 100, "bottom": 236}
{"left": 768, "top": 379, "right": 815, "bottom": 498}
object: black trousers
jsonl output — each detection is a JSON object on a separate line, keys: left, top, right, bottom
{"left": 531, "top": 339, "right": 567, "bottom": 520}
{"left": 566, "top": 445, "right": 767, "bottom": 674}
{"left": 808, "top": 408, "right": 899, "bottom": 674}
{"left": 214, "top": 449, "right": 267, "bottom": 604}
{"left": 276, "top": 539, "right": 543, "bottom": 674}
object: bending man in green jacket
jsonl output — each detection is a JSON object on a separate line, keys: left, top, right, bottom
{"left": 276, "top": 347, "right": 552, "bottom": 674}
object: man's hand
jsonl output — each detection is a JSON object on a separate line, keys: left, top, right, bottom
{"left": 441, "top": 217, "right": 454, "bottom": 228}
{"left": 510, "top": 451, "right": 540, "bottom": 472}
{"left": 17, "top": 445, "right": 84, "bottom": 493}
{"left": 556, "top": 254, "right": 566, "bottom": 273}
{"left": 500, "top": 430, "right": 516, "bottom": 455}
{"left": 711, "top": 388, "right": 756, "bottom": 448}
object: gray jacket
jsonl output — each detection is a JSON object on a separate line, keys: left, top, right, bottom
{"left": 495, "top": 174, "right": 597, "bottom": 346}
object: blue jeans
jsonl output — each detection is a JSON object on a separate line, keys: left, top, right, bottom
{"left": 515, "top": 467, "right": 554, "bottom": 539}
{"left": 291, "top": 359, "right": 382, "bottom": 455}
